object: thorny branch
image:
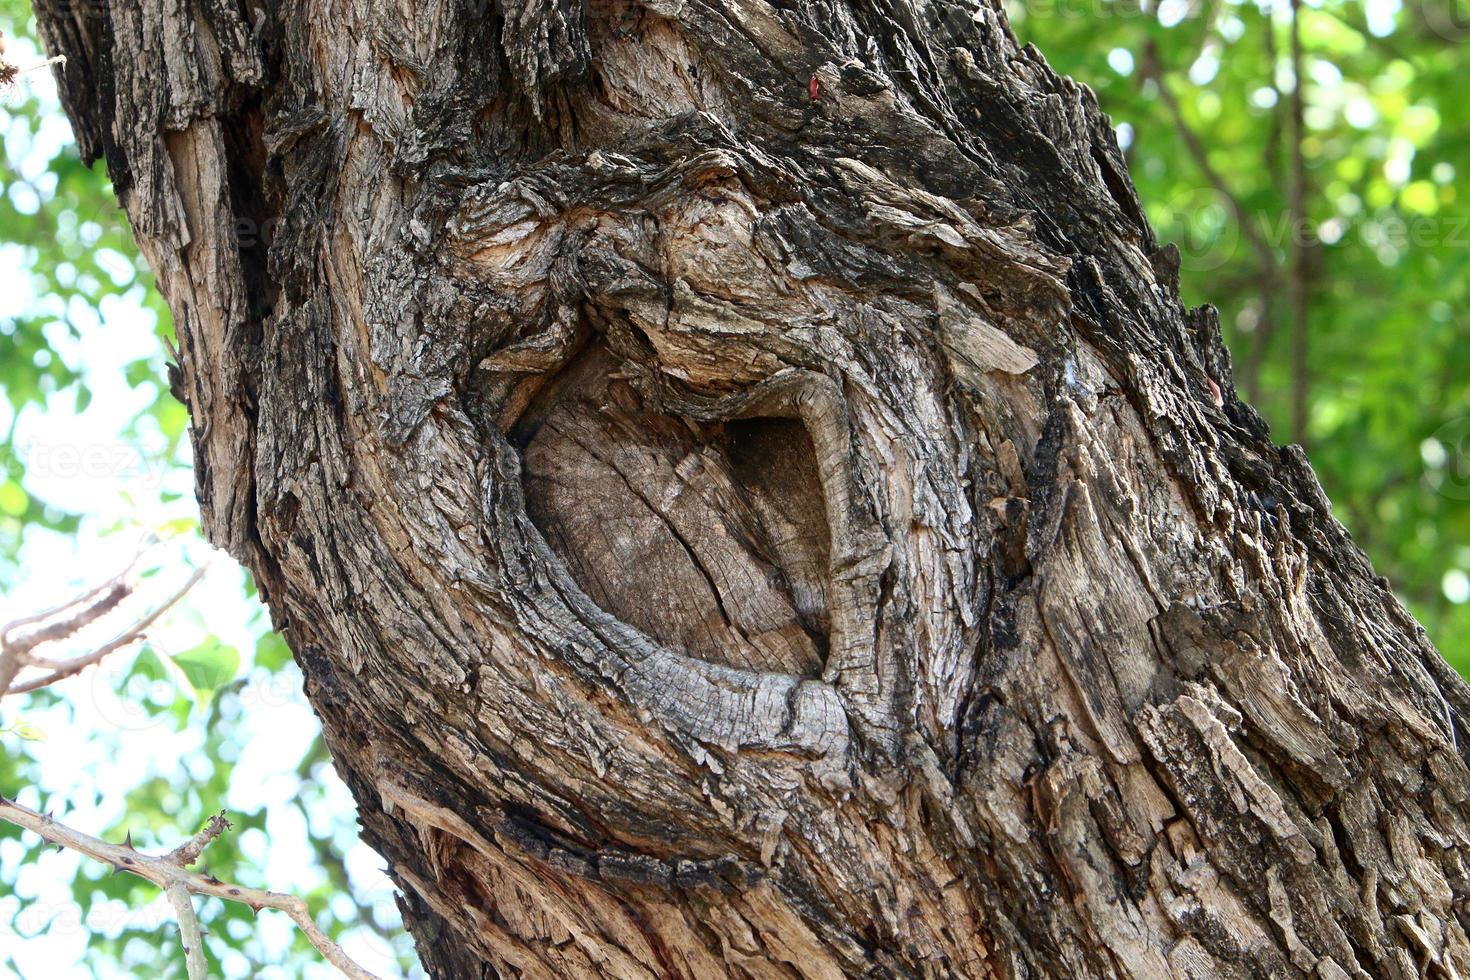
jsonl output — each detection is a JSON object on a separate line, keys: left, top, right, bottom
{"left": 0, "top": 798, "right": 382, "bottom": 980}
{"left": 1, "top": 563, "right": 384, "bottom": 976}
{"left": 0, "top": 563, "right": 206, "bottom": 698}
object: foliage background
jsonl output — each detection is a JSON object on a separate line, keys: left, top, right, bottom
{"left": 1006, "top": 0, "right": 1470, "bottom": 675}
{"left": 2, "top": 0, "right": 1469, "bottom": 974}
{"left": 0, "top": 3, "right": 418, "bottom": 977}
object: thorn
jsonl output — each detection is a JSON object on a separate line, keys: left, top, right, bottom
{"left": 53, "top": 844, "right": 64, "bottom": 854}
{"left": 123, "top": 831, "right": 134, "bottom": 850}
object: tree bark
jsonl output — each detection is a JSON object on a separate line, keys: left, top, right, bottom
{"left": 33, "top": 1, "right": 1470, "bottom": 976}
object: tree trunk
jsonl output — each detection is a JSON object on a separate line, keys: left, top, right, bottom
{"left": 34, "top": 1, "right": 1470, "bottom": 976}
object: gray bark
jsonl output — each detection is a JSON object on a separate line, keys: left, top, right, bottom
{"left": 33, "top": 0, "right": 1470, "bottom": 976}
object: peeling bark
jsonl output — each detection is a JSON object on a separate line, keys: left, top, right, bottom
{"left": 34, "top": 0, "right": 1470, "bottom": 976}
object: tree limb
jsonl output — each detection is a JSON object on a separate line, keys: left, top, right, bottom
{"left": 1139, "top": 39, "right": 1280, "bottom": 280}
{"left": 0, "top": 565, "right": 206, "bottom": 698}
{"left": 1286, "top": 0, "right": 1315, "bottom": 445}
{"left": 0, "top": 798, "right": 382, "bottom": 980}
{"left": 166, "top": 882, "right": 208, "bottom": 980}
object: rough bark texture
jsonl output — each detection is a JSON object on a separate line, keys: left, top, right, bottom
{"left": 33, "top": 1, "right": 1470, "bottom": 976}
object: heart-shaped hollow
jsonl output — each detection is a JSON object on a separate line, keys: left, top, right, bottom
{"left": 519, "top": 347, "right": 831, "bottom": 677}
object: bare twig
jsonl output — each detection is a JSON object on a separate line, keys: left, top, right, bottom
{"left": 0, "top": 551, "right": 140, "bottom": 637}
{"left": 1139, "top": 40, "right": 1280, "bottom": 281}
{"left": 0, "top": 798, "right": 382, "bottom": 980}
{"left": 167, "top": 882, "right": 209, "bottom": 980}
{"left": 17, "top": 55, "right": 66, "bottom": 75}
{"left": 5, "top": 583, "right": 130, "bottom": 658}
{"left": 1138, "top": 39, "right": 1286, "bottom": 403}
{"left": 1244, "top": 2, "right": 1286, "bottom": 402}
{"left": 0, "top": 551, "right": 381, "bottom": 976}
{"left": 166, "top": 809, "right": 232, "bottom": 868}
{"left": 1286, "top": 0, "right": 1314, "bottom": 447}
{"left": 0, "top": 564, "right": 207, "bottom": 699}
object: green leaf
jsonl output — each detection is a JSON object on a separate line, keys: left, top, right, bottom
{"left": 2, "top": 718, "right": 47, "bottom": 741}
{"left": 167, "top": 641, "right": 241, "bottom": 704}
{"left": 0, "top": 482, "right": 28, "bottom": 518}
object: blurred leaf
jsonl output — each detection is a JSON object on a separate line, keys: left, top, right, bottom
{"left": 167, "top": 642, "right": 241, "bottom": 706}
{"left": 1, "top": 718, "right": 47, "bottom": 741}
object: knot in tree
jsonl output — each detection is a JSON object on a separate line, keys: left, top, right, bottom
{"left": 32, "top": 0, "right": 1470, "bottom": 975}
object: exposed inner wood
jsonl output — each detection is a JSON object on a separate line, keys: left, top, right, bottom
{"left": 725, "top": 416, "right": 832, "bottom": 638}
{"left": 523, "top": 347, "right": 827, "bottom": 677}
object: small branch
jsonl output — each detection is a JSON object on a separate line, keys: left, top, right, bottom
{"left": 1139, "top": 40, "right": 1280, "bottom": 280}
{"left": 0, "top": 555, "right": 137, "bottom": 636}
{"left": 1244, "top": 3, "right": 1286, "bottom": 403}
{"left": 16, "top": 55, "right": 66, "bottom": 75}
{"left": 166, "top": 810, "right": 232, "bottom": 868}
{"left": 1, "top": 565, "right": 207, "bottom": 699}
{"left": 0, "top": 797, "right": 382, "bottom": 980}
{"left": 167, "top": 883, "right": 208, "bottom": 980}
{"left": 1286, "top": 0, "right": 1314, "bottom": 447}
{"left": 0, "top": 579, "right": 131, "bottom": 695}
{"left": 4, "top": 582, "right": 129, "bottom": 656}
{"left": 5, "top": 635, "right": 147, "bottom": 697}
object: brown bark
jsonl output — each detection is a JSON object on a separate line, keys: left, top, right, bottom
{"left": 33, "top": 0, "right": 1470, "bottom": 976}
